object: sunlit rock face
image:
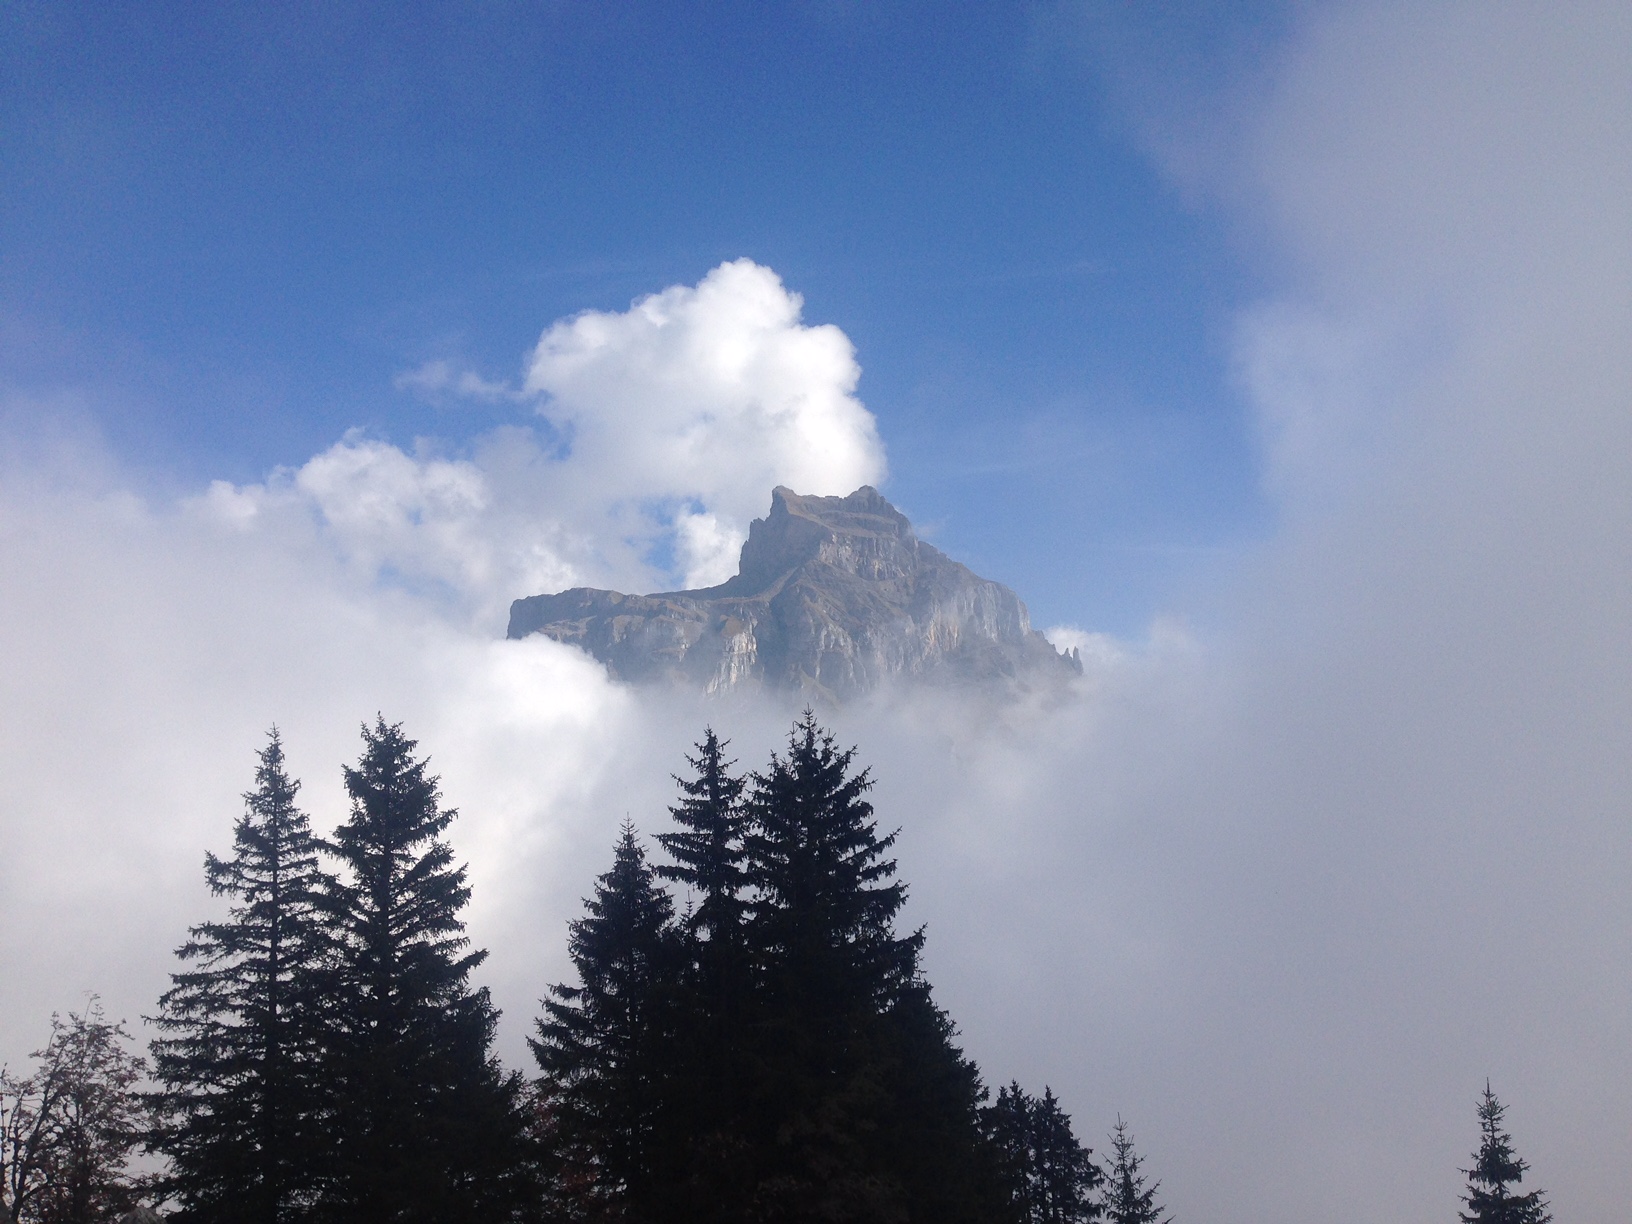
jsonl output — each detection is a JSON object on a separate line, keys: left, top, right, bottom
{"left": 507, "top": 486, "right": 1081, "bottom": 701}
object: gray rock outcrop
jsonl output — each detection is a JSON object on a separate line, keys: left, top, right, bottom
{"left": 508, "top": 486, "right": 1081, "bottom": 701}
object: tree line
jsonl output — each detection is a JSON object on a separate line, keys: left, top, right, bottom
{"left": 1, "top": 715, "right": 1550, "bottom": 1224}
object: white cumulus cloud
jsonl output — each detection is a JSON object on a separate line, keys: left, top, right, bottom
{"left": 194, "top": 261, "right": 889, "bottom": 627}
{"left": 0, "top": 260, "right": 898, "bottom": 1086}
{"left": 523, "top": 258, "right": 886, "bottom": 535}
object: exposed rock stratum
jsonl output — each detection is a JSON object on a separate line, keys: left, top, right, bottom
{"left": 507, "top": 486, "right": 1081, "bottom": 701}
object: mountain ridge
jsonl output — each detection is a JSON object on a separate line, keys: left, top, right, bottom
{"left": 507, "top": 486, "right": 1081, "bottom": 700}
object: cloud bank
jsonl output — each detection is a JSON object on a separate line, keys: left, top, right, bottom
{"left": 4, "top": 8, "right": 1632, "bottom": 1223}
{"left": 1028, "top": 3, "right": 1632, "bottom": 1220}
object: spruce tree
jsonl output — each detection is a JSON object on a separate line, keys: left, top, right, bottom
{"left": 1030, "top": 1088, "right": 1102, "bottom": 1224}
{"left": 872, "top": 978, "right": 1005, "bottom": 1224}
{"left": 655, "top": 728, "right": 748, "bottom": 981}
{"left": 1102, "top": 1119, "right": 1168, "bottom": 1224}
{"left": 532, "top": 823, "right": 678, "bottom": 1220}
{"left": 739, "top": 712, "right": 991, "bottom": 1223}
{"left": 740, "top": 713, "right": 911, "bottom": 1219}
{"left": 984, "top": 1084, "right": 1102, "bottom": 1224}
{"left": 652, "top": 731, "right": 753, "bottom": 1222}
{"left": 317, "top": 717, "right": 529, "bottom": 1224}
{"left": 744, "top": 711, "right": 919, "bottom": 1021}
{"left": 985, "top": 1084, "right": 1039, "bottom": 1223}
{"left": 1460, "top": 1084, "right": 1550, "bottom": 1224}
{"left": 148, "top": 730, "right": 328, "bottom": 1223}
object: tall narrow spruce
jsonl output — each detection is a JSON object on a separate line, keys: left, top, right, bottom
{"left": 532, "top": 822, "right": 679, "bottom": 1220}
{"left": 740, "top": 712, "right": 995, "bottom": 1223}
{"left": 656, "top": 728, "right": 749, "bottom": 979}
{"left": 317, "top": 717, "right": 528, "bottom": 1224}
{"left": 1102, "top": 1119, "right": 1169, "bottom": 1224}
{"left": 652, "top": 730, "right": 756, "bottom": 1220}
{"left": 984, "top": 1083, "right": 1103, "bottom": 1224}
{"left": 149, "top": 730, "right": 327, "bottom": 1223}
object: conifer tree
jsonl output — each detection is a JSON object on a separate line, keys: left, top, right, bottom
{"left": 1032, "top": 1088, "right": 1102, "bottom": 1223}
{"left": 655, "top": 728, "right": 748, "bottom": 979}
{"left": 1102, "top": 1119, "right": 1168, "bottom": 1224}
{"left": 872, "top": 979, "right": 1005, "bottom": 1224}
{"left": 985, "top": 1084, "right": 1039, "bottom": 1223}
{"left": 532, "top": 823, "right": 678, "bottom": 1220}
{"left": 148, "top": 730, "right": 328, "bottom": 1223}
{"left": 984, "top": 1084, "right": 1102, "bottom": 1224}
{"left": 1460, "top": 1084, "right": 1550, "bottom": 1224}
{"left": 652, "top": 732, "right": 753, "bottom": 1219}
{"left": 738, "top": 712, "right": 990, "bottom": 1222}
{"left": 744, "top": 711, "right": 920, "bottom": 1018}
{"left": 317, "top": 717, "right": 529, "bottom": 1224}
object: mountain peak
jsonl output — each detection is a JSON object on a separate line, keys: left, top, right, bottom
{"left": 716, "top": 485, "right": 914, "bottom": 600}
{"left": 770, "top": 483, "right": 902, "bottom": 527}
{"left": 508, "top": 487, "right": 1080, "bottom": 700}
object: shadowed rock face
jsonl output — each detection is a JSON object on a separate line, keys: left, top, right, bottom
{"left": 507, "top": 486, "right": 1081, "bottom": 701}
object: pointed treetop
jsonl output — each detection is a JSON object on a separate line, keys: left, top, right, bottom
{"left": 1460, "top": 1084, "right": 1550, "bottom": 1224}
{"left": 1104, "top": 1117, "right": 1169, "bottom": 1224}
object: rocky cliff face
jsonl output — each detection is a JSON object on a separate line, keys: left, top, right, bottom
{"left": 507, "top": 486, "right": 1081, "bottom": 700}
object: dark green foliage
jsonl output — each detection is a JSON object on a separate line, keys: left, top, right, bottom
{"left": 140, "top": 713, "right": 1200, "bottom": 1223}
{"left": 743, "top": 712, "right": 921, "bottom": 1016}
{"left": 1, "top": 999, "right": 149, "bottom": 1224}
{"left": 653, "top": 733, "right": 755, "bottom": 1220}
{"left": 737, "top": 713, "right": 920, "bottom": 1220}
{"left": 533, "top": 713, "right": 1003, "bottom": 1222}
{"left": 984, "top": 1084, "right": 1103, "bottom": 1224}
{"left": 531, "top": 823, "right": 679, "bottom": 1220}
{"left": 985, "top": 1084, "right": 1038, "bottom": 1221}
{"left": 317, "top": 717, "right": 531, "bottom": 1224}
{"left": 868, "top": 981, "right": 1008, "bottom": 1224}
{"left": 148, "top": 730, "right": 328, "bottom": 1223}
{"left": 1102, "top": 1119, "right": 1168, "bottom": 1224}
{"left": 733, "top": 712, "right": 993, "bottom": 1223}
{"left": 1460, "top": 1085, "right": 1550, "bottom": 1224}
{"left": 656, "top": 729, "right": 748, "bottom": 955}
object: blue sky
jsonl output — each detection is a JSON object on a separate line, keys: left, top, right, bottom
{"left": 2, "top": 0, "right": 1284, "bottom": 634}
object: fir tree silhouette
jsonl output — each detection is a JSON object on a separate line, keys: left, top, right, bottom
{"left": 657, "top": 728, "right": 748, "bottom": 956}
{"left": 148, "top": 730, "right": 328, "bottom": 1222}
{"left": 317, "top": 717, "right": 529, "bottom": 1224}
{"left": 1102, "top": 1118, "right": 1168, "bottom": 1224}
{"left": 653, "top": 731, "right": 756, "bottom": 1222}
{"left": 984, "top": 1083, "right": 1103, "bottom": 1224}
{"left": 1460, "top": 1083, "right": 1550, "bottom": 1224}
{"left": 737, "top": 711, "right": 992, "bottom": 1223}
{"left": 744, "top": 711, "right": 920, "bottom": 1019}
{"left": 533, "top": 822, "right": 680, "bottom": 1221}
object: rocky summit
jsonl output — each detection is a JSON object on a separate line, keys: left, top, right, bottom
{"left": 507, "top": 486, "right": 1082, "bottom": 701}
